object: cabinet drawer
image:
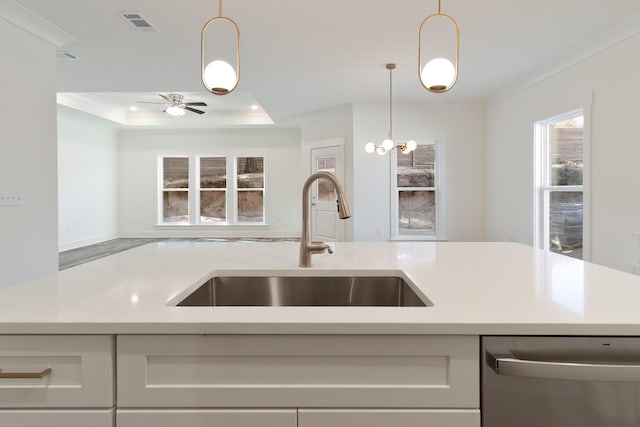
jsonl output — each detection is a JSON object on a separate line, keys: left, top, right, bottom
{"left": 117, "top": 409, "right": 297, "bottom": 427}
{"left": 299, "top": 409, "right": 480, "bottom": 427}
{"left": 0, "top": 409, "right": 113, "bottom": 427}
{"left": 117, "top": 335, "right": 478, "bottom": 408}
{"left": 0, "top": 335, "right": 114, "bottom": 408}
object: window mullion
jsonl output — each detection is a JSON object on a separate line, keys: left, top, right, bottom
{"left": 230, "top": 155, "right": 237, "bottom": 225}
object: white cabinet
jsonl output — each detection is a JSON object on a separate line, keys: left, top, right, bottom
{"left": 0, "top": 409, "right": 114, "bottom": 427}
{"left": 117, "top": 334, "right": 479, "bottom": 427}
{"left": 117, "top": 409, "right": 297, "bottom": 427}
{"left": 299, "top": 409, "right": 480, "bottom": 427}
{"left": 0, "top": 335, "right": 114, "bottom": 407}
{"left": 0, "top": 335, "right": 115, "bottom": 426}
{"left": 0, "top": 334, "right": 479, "bottom": 427}
{"left": 118, "top": 334, "right": 477, "bottom": 408}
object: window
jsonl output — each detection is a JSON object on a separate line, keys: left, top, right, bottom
{"left": 534, "top": 110, "right": 585, "bottom": 259}
{"left": 199, "top": 157, "right": 227, "bottom": 223}
{"left": 316, "top": 156, "right": 337, "bottom": 202}
{"left": 391, "top": 143, "right": 439, "bottom": 239}
{"left": 236, "top": 156, "right": 265, "bottom": 223}
{"left": 161, "top": 157, "right": 189, "bottom": 224}
{"left": 159, "top": 155, "right": 265, "bottom": 225}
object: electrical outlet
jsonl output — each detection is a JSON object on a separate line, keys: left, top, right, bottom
{"left": 0, "top": 192, "right": 24, "bottom": 207}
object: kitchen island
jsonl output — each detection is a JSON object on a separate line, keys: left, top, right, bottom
{"left": 0, "top": 241, "right": 638, "bottom": 335}
{"left": 1, "top": 241, "right": 639, "bottom": 427}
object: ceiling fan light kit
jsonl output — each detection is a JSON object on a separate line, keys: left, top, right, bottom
{"left": 418, "top": 0, "right": 459, "bottom": 93}
{"left": 201, "top": 0, "right": 240, "bottom": 95}
{"left": 364, "top": 64, "right": 417, "bottom": 156}
{"left": 165, "top": 105, "right": 186, "bottom": 117}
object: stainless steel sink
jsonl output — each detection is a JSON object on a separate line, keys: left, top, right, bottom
{"left": 175, "top": 276, "right": 431, "bottom": 307}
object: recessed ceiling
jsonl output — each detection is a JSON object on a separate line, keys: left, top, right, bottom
{"left": 13, "top": 0, "right": 640, "bottom": 126}
{"left": 57, "top": 91, "right": 273, "bottom": 127}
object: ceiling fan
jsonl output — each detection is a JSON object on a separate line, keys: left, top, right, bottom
{"left": 138, "top": 93, "right": 207, "bottom": 116}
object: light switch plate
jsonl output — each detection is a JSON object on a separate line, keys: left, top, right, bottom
{"left": 0, "top": 192, "right": 24, "bottom": 207}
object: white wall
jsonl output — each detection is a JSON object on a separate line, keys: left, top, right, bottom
{"left": 352, "top": 103, "right": 485, "bottom": 242}
{"left": 57, "top": 106, "right": 119, "bottom": 250}
{"left": 118, "top": 128, "right": 302, "bottom": 238}
{"left": 298, "top": 104, "right": 354, "bottom": 241}
{"left": 485, "top": 32, "right": 640, "bottom": 272}
{"left": 0, "top": 19, "right": 58, "bottom": 286}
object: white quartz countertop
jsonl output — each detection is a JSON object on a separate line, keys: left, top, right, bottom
{"left": 2, "top": 241, "right": 640, "bottom": 335}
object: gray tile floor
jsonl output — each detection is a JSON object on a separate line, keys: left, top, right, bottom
{"left": 58, "top": 237, "right": 299, "bottom": 270}
{"left": 58, "top": 238, "right": 162, "bottom": 270}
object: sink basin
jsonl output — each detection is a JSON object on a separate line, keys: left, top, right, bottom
{"left": 175, "top": 275, "right": 431, "bottom": 307}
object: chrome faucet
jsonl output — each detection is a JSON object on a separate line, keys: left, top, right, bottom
{"left": 300, "top": 171, "right": 352, "bottom": 267}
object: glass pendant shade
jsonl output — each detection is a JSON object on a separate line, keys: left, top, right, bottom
{"left": 203, "top": 60, "right": 237, "bottom": 94}
{"left": 365, "top": 142, "right": 376, "bottom": 153}
{"left": 421, "top": 57, "right": 455, "bottom": 91}
{"left": 406, "top": 140, "right": 418, "bottom": 151}
{"left": 382, "top": 139, "right": 394, "bottom": 151}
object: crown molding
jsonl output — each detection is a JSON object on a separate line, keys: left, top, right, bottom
{"left": 0, "top": 0, "right": 77, "bottom": 47}
{"left": 57, "top": 93, "right": 127, "bottom": 124}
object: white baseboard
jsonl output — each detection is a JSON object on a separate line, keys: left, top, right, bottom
{"left": 119, "top": 229, "right": 299, "bottom": 239}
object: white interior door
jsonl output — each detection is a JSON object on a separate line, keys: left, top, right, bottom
{"left": 311, "top": 145, "right": 345, "bottom": 242}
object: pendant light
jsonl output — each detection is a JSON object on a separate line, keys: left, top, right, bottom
{"left": 201, "top": 0, "right": 240, "bottom": 95}
{"left": 418, "top": 0, "right": 459, "bottom": 93}
{"left": 365, "top": 64, "right": 417, "bottom": 156}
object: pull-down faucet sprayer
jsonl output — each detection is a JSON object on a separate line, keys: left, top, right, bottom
{"left": 299, "top": 172, "right": 351, "bottom": 267}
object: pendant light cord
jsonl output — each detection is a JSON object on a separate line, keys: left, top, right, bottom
{"left": 218, "top": 0, "right": 223, "bottom": 17}
{"left": 438, "top": 0, "right": 442, "bottom": 13}
{"left": 388, "top": 65, "right": 393, "bottom": 140}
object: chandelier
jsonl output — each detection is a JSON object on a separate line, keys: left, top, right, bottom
{"left": 365, "top": 64, "right": 417, "bottom": 155}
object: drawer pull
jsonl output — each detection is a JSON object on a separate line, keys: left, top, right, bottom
{"left": 0, "top": 367, "right": 52, "bottom": 379}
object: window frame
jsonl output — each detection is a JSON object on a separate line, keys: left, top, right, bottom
{"left": 233, "top": 155, "right": 266, "bottom": 225}
{"left": 534, "top": 109, "right": 589, "bottom": 259}
{"left": 196, "top": 155, "right": 228, "bottom": 225}
{"left": 390, "top": 141, "right": 441, "bottom": 241}
{"left": 158, "top": 155, "right": 190, "bottom": 225}
{"left": 157, "top": 153, "right": 267, "bottom": 227}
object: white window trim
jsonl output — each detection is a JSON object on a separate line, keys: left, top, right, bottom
{"left": 390, "top": 141, "right": 442, "bottom": 241}
{"left": 533, "top": 108, "right": 590, "bottom": 260}
{"left": 157, "top": 155, "right": 190, "bottom": 225}
{"left": 157, "top": 153, "right": 267, "bottom": 227}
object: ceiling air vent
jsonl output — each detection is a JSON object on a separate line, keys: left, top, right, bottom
{"left": 121, "top": 12, "right": 158, "bottom": 32}
{"left": 56, "top": 51, "right": 78, "bottom": 60}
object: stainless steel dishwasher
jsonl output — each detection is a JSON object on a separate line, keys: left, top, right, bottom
{"left": 482, "top": 336, "right": 640, "bottom": 427}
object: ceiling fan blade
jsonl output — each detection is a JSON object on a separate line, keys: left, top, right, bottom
{"left": 184, "top": 106, "right": 205, "bottom": 115}
{"left": 184, "top": 102, "right": 207, "bottom": 107}
{"left": 159, "top": 94, "right": 171, "bottom": 102}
